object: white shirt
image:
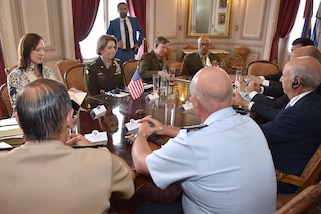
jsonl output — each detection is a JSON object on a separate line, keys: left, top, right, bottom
{"left": 120, "top": 17, "right": 134, "bottom": 49}
{"left": 146, "top": 107, "right": 276, "bottom": 214}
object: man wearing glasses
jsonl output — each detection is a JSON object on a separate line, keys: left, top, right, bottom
{"left": 181, "top": 36, "right": 221, "bottom": 76}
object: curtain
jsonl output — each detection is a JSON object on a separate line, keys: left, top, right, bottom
{"left": 0, "top": 39, "right": 6, "bottom": 118}
{"left": 127, "top": 0, "right": 147, "bottom": 59}
{"left": 269, "top": 0, "right": 300, "bottom": 63}
{"left": 72, "top": 0, "right": 100, "bottom": 62}
{"left": 0, "top": 40, "right": 6, "bottom": 85}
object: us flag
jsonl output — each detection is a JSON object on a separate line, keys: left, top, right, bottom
{"left": 128, "top": 68, "right": 144, "bottom": 100}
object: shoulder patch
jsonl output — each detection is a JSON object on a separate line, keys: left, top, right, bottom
{"left": 72, "top": 143, "right": 105, "bottom": 149}
{"left": 182, "top": 124, "right": 208, "bottom": 132}
{"left": 89, "top": 60, "right": 97, "bottom": 66}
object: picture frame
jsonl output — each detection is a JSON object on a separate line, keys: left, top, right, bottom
{"left": 218, "top": 13, "right": 226, "bottom": 25}
{"left": 219, "top": 0, "right": 227, "bottom": 8}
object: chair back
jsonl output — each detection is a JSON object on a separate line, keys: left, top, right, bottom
{"left": 167, "top": 61, "right": 182, "bottom": 73}
{"left": 276, "top": 144, "right": 321, "bottom": 209}
{"left": 64, "top": 64, "right": 86, "bottom": 91}
{"left": 247, "top": 60, "right": 279, "bottom": 76}
{"left": 4, "top": 65, "right": 18, "bottom": 76}
{"left": 56, "top": 58, "right": 80, "bottom": 84}
{"left": 230, "top": 46, "right": 250, "bottom": 74}
{"left": 276, "top": 182, "right": 321, "bottom": 214}
{"left": 123, "top": 60, "right": 140, "bottom": 85}
{"left": 300, "top": 144, "right": 321, "bottom": 190}
{"left": 0, "top": 83, "right": 13, "bottom": 118}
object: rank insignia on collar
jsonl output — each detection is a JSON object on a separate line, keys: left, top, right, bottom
{"left": 182, "top": 124, "right": 208, "bottom": 132}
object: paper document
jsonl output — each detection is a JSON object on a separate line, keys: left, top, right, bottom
{"left": 0, "top": 118, "right": 18, "bottom": 127}
{"left": 0, "top": 125, "right": 23, "bottom": 137}
{"left": 68, "top": 91, "right": 87, "bottom": 106}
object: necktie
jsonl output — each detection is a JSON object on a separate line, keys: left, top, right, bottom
{"left": 202, "top": 56, "right": 206, "bottom": 66}
{"left": 124, "top": 20, "right": 130, "bottom": 50}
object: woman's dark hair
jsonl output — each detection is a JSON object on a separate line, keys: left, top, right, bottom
{"left": 17, "top": 33, "right": 43, "bottom": 69}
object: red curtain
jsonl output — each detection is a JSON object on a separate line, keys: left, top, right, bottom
{"left": 0, "top": 39, "right": 6, "bottom": 118}
{"left": 127, "top": 0, "right": 147, "bottom": 59}
{"left": 72, "top": 0, "right": 100, "bottom": 62}
{"left": 0, "top": 40, "right": 6, "bottom": 85}
{"left": 269, "top": 0, "right": 300, "bottom": 63}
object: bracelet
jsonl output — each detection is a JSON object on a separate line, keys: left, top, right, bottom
{"left": 134, "top": 132, "right": 147, "bottom": 141}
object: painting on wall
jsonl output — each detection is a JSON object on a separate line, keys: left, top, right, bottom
{"left": 218, "top": 13, "right": 226, "bottom": 25}
{"left": 219, "top": 0, "right": 227, "bottom": 8}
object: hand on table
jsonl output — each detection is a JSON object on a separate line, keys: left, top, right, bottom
{"left": 233, "top": 92, "right": 250, "bottom": 110}
{"left": 245, "top": 81, "right": 261, "bottom": 94}
{"left": 66, "top": 133, "right": 94, "bottom": 146}
{"left": 248, "top": 75, "right": 263, "bottom": 85}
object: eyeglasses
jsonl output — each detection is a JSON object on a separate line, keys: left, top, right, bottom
{"left": 199, "top": 43, "right": 210, "bottom": 47}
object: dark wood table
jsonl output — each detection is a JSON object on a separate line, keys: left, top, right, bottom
{"left": 78, "top": 81, "right": 201, "bottom": 168}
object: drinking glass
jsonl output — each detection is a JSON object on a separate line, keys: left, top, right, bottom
{"left": 152, "top": 74, "right": 160, "bottom": 93}
{"left": 165, "top": 103, "right": 176, "bottom": 126}
{"left": 168, "top": 68, "right": 176, "bottom": 86}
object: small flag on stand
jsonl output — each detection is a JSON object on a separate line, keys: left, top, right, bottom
{"left": 128, "top": 68, "right": 144, "bottom": 100}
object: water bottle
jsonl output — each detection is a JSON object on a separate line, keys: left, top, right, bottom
{"left": 160, "top": 66, "right": 168, "bottom": 101}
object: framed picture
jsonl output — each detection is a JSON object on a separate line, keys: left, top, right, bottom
{"left": 219, "top": 0, "right": 227, "bottom": 8}
{"left": 218, "top": 13, "right": 226, "bottom": 25}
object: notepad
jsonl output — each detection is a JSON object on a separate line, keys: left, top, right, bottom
{"left": 68, "top": 91, "right": 87, "bottom": 106}
{"left": 0, "top": 125, "right": 23, "bottom": 138}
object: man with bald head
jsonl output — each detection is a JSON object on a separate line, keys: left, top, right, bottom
{"left": 180, "top": 36, "right": 221, "bottom": 76}
{"left": 131, "top": 66, "right": 276, "bottom": 213}
{"left": 236, "top": 56, "right": 321, "bottom": 194}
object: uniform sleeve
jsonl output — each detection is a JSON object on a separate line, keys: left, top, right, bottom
{"left": 110, "top": 155, "right": 135, "bottom": 199}
{"left": 139, "top": 54, "right": 159, "bottom": 82}
{"left": 146, "top": 131, "right": 199, "bottom": 189}
{"left": 84, "top": 66, "right": 98, "bottom": 97}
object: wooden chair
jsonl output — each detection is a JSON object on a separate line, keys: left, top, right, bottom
{"left": 64, "top": 64, "right": 86, "bottom": 91}
{"left": 247, "top": 60, "right": 279, "bottom": 76}
{"left": 123, "top": 60, "right": 140, "bottom": 85}
{"left": 4, "top": 64, "right": 18, "bottom": 76}
{"left": 276, "top": 144, "right": 321, "bottom": 209}
{"left": 276, "top": 182, "right": 321, "bottom": 214}
{"left": 230, "top": 46, "right": 250, "bottom": 74}
{"left": 0, "top": 83, "right": 13, "bottom": 118}
{"left": 56, "top": 58, "right": 80, "bottom": 84}
{"left": 167, "top": 61, "right": 182, "bottom": 73}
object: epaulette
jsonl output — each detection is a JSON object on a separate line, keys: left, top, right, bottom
{"left": 72, "top": 143, "right": 105, "bottom": 149}
{"left": 181, "top": 124, "right": 208, "bottom": 132}
{"left": 89, "top": 60, "right": 97, "bottom": 66}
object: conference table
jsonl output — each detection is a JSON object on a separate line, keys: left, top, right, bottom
{"left": 78, "top": 73, "right": 246, "bottom": 168}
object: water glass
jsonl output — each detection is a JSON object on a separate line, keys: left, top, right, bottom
{"left": 68, "top": 115, "right": 78, "bottom": 134}
{"left": 152, "top": 74, "right": 160, "bottom": 93}
{"left": 234, "top": 67, "right": 242, "bottom": 92}
{"left": 168, "top": 68, "right": 176, "bottom": 86}
{"left": 165, "top": 103, "right": 176, "bottom": 126}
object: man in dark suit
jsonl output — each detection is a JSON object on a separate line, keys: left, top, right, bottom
{"left": 107, "top": 2, "right": 144, "bottom": 63}
{"left": 181, "top": 36, "right": 221, "bottom": 76}
{"left": 234, "top": 56, "right": 321, "bottom": 193}
{"left": 244, "top": 46, "right": 321, "bottom": 110}
{"left": 247, "top": 38, "right": 314, "bottom": 101}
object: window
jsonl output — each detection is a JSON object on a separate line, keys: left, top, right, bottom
{"left": 80, "top": 0, "right": 124, "bottom": 62}
{"left": 288, "top": 0, "right": 319, "bottom": 52}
